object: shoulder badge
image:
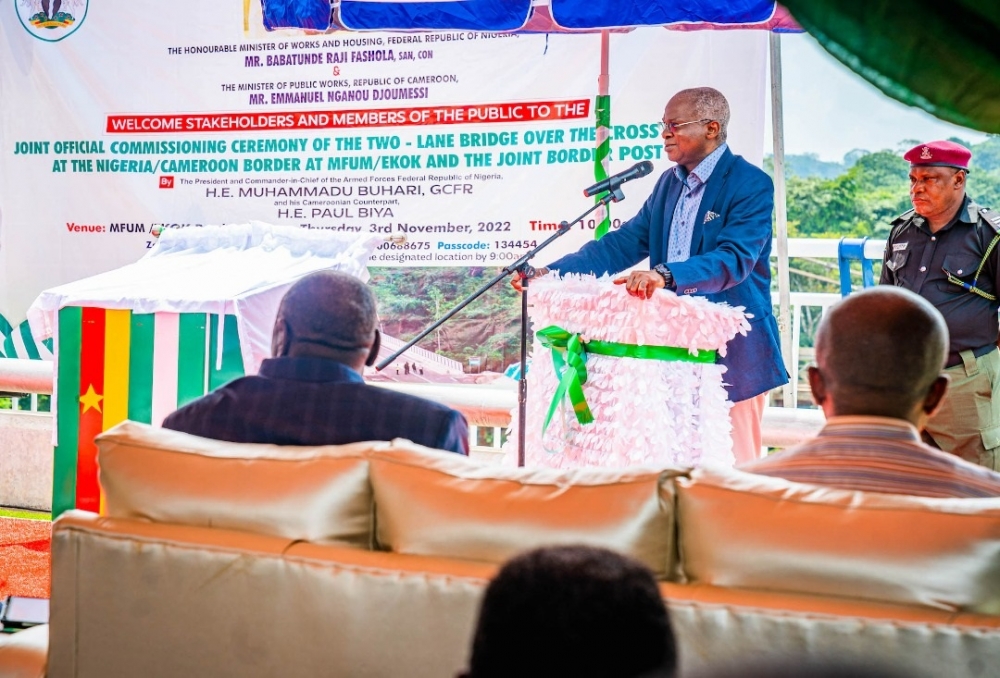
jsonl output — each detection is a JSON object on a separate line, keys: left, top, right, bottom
{"left": 978, "top": 206, "right": 1000, "bottom": 234}
{"left": 890, "top": 208, "right": 915, "bottom": 226}
{"left": 888, "top": 208, "right": 916, "bottom": 240}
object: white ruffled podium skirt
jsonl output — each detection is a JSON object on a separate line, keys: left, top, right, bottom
{"left": 503, "top": 274, "right": 750, "bottom": 470}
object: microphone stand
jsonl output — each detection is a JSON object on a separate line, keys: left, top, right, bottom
{"left": 375, "top": 186, "right": 626, "bottom": 466}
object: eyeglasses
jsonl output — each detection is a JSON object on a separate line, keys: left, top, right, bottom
{"left": 657, "top": 119, "right": 712, "bottom": 134}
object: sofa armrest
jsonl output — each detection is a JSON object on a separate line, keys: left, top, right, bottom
{"left": 0, "top": 625, "right": 48, "bottom": 678}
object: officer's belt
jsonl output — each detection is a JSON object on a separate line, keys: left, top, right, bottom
{"left": 945, "top": 344, "right": 998, "bottom": 369}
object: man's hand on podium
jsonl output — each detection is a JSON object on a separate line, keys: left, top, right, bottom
{"left": 613, "top": 270, "right": 666, "bottom": 299}
{"left": 511, "top": 266, "right": 549, "bottom": 292}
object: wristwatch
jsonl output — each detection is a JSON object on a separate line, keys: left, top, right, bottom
{"left": 652, "top": 263, "right": 675, "bottom": 290}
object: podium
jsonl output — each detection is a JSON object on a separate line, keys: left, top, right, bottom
{"left": 505, "top": 274, "right": 750, "bottom": 469}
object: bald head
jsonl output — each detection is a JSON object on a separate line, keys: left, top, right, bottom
{"left": 672, "top": 87, "right": 730, "bottom": 142}
{"left": 811, "top": 287, "right": 948, "bottom": 421}
{"left": 272, "top": 270, "right": 379, "bottom": 369}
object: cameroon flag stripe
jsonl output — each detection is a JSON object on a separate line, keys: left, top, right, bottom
{"left": 151, "top": 313, "right": 180, "bottom": 426}
{"left": 102, "top": 309, "right": 132, "bottom": 516}
{"left": 53, "top": 306, "right": 82, "bottom": 518}
{"left": 76, "top": 307, "right": 105, "bottom": 513}
{"left": 177, "top": 313, "right": 208, "bottom": 408}
{"left": 103, "top": 310, "right": 131, "bottom": 431}
{"left": 127, "top": 313, "right": 155, "bottom": 424}
{"left": 209, "top": 313, "right": 245, "bottom": 390}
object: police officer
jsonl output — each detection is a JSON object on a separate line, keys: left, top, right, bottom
{"left": 880, "top": 140, "right": 1000, "bottom": 471}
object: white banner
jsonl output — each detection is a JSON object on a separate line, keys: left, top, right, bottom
{"left": 0, "top": 0, "right": 767, "bottom": 324}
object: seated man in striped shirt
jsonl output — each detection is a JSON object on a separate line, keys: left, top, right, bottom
{"left": 740, "top": 286, "right": 1000, "bottom": 497}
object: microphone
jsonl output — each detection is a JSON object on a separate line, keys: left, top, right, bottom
{"left": 583, "top": 161, "right": 654, "bottom": 197}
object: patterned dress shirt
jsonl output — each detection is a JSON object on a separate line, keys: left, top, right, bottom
{"left": 740, "top": 415, "right": 1000, "bottom": 497}
{"left": 666, "top": 142, "right": 729, "bottom": 263}
{"left": 163, "top": 356, "right": 469, "bottom": 454}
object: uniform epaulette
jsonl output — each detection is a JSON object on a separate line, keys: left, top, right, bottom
{"left": 978, "top": 206, "right": 1000, "bottom": 234}
{"left": 890, "top": 209, "right": 915, "bottom": 226}
{"left": 887, "top": 209, "right": 915, "bottom": 240}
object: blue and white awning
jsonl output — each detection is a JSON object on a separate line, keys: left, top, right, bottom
{"left": 0, "top": 315, "right": 52, "bottom": 361}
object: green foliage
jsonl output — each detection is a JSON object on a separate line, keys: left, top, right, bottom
{"left": 782, "top": 150, "right": 910, "bottom": 240}
{"left": 369, "top": 266, "right": 522, "bottom": 372}
{"left": 971, "top": 136, "right": 1000, "bottom": 172}
{"left": 0, "top": 394, "right": 34, "bottom": 410}
{"left": 968, "top": 136, "right": 1000, "bottom": 208}
{"left": 779, "top": 136, "right": 1000, "bottom": 243}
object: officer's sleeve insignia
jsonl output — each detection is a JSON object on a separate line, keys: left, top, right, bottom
{"left": 978, "top": 207, "right": 1000, "bottom": 234}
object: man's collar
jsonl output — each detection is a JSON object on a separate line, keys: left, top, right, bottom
{"left": 673, "top": 142, "right": 728, "bottom": 184}
{"left": 259, "top": 356, "right": 364, "bottom": 383}
{"left": 956, "top": 194, "right": 978, "bottom": 224}
{"left": 818, "top": 415, "right": 921, "bottom": 441}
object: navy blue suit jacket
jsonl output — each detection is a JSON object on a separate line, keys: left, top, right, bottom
{"left": 548, "top": 148, "right": 788, "bottom": 402}
{"left": 163, "top": 357, "right": 469, "bottom": 454}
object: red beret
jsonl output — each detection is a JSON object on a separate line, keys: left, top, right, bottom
{"left": 903, "top": 140, "right": 972, "bottom": 171}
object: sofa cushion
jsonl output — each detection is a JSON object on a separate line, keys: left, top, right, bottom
{"left": 96, "top": 421, "right": 375, "bottom": 548}
{"left": 369, "top": 440, "right": 683, "bottom": 578}
{"left": 676, "top": 466, "right": 1000, "bottom": 613}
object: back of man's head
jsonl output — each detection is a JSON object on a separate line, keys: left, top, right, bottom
{"left": 812, "top": 286, "right": 948, "bottom": 421}
{"left": 463, "top": 545, "right": 676, "bottom": 678}
{"left": 271, "top": 270, "right": 378, "bottom": 368}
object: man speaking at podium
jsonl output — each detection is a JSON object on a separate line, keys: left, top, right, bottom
{"left": 514, "top": 87, "right": 787, "bottom": 463}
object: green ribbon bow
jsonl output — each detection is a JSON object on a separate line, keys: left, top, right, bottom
{"left": 536, "top": 326, "right": 595, "bottom": 434}
{"left": 536, "top": 325, "right": 718, "bottom": 435}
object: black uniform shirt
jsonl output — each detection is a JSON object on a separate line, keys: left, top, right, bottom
{"left": 880, "top": 196, "right": 1000, "bottom": 364}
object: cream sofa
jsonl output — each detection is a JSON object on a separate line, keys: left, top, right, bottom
{"left": 3, "top": 421, "right": 1000, "bottom": 678}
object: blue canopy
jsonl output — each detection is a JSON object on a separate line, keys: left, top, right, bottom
{"left": 340, "top": 0, "right": 532, "bottom": 32}
{"left": 260, "top": 0, "right": 798, "bottom": 33}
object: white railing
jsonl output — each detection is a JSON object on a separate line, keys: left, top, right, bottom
{"left": 769, "top": 237, "right": 884, "bottom": 406}
{"left": 0, "top": 359, "right": 51, "bottom": 394}
{"left": 770, "top": 290, "right": 840, "bottom": 393}
{"left": 778, "top": 237, "right": 885, "bottom": 260}
{"left": 0, "top": 358, "right": 51, "bottom": 412}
